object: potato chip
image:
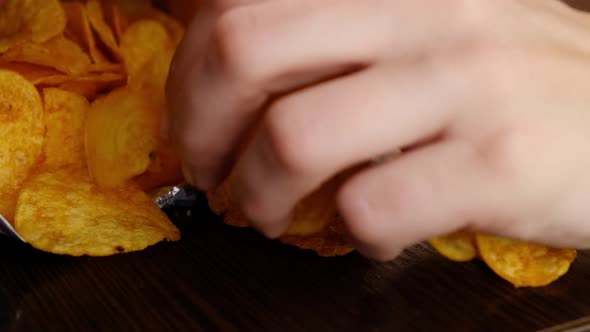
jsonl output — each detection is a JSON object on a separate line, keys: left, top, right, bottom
{"left": 86, "top": 62, "right": 125, "bottom": 73}
{"left": 0, "top": 61, "right": 64, "bottom": 85}
{"left": 429, "top": 230, "right": 477, "bottom": 262}
{"left": 133, "top": 142, "right": 183, "bottom": 191}
{"left": 209, "top": 181, "right": 354, "bottom": 257}
{"left": 137, "top": 8, "right": 185, "bottom": 47}
{"left": 117, "top": 2, "right": 185, "bottom": 46}
{"left": 85, "top": 86, "right": 159, "bottom": 188}
{"left": 52, "top": 71, "right": 126, "bottom": 100}
{"left": 86, "top": 0, "right": 123, "bottom": 62}
{"left": 2, "top": 35, "right": 91, "bottom": 75}
{"left": 56, "top": 81, "right": 99, "bottom": 100}
{"left": 286, "top": 176, "right": 345, "bottom": 236}
{"left": 41, "top": 88, "right": 89, "bottom": 169}
{"left": 61, "top": 1, "right": 110, "bottom": 66}
{"left": 476, "top": 234, "right": 577, "bottom": 287}
{"left": 0, "top": 70, "right": 45, "bottom": 221}
{"left": 14, "top": 167, "right": 180, "bottom": 256}
{"left": 0, "top": 0, "right": 66, "bottom": 53}
{"left": 208, "top": 164, "right": 356, "bottom": 237}
{"left": 120, "top": 19, "right": 172, "bottom": 83}
{"left": 102, "top": 0, "right": 127, "bottom": 43}
{"left": 33, "top": 72, "right": 125, "bottom": 91}
{"left": 279, "top": 219, "right": 355, "bottom": 257}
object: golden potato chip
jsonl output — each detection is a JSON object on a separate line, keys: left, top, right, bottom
{"left": 86, "top": 0, "right": 123, "bottom": 62}
{"left": 85, "top": 86, "right": 159, "bottom": 188}
{"left": 117, "top": 2, "right": 185, "bottom": 46}
{"left": 286, "top": 175, "right": 345, "bottom": 236}
{"left": 4, "top": 65, "right": 124, "bottom": 91}
{"left": 41, "top": 88, "right": 89, "bottom": 169}
{"left": 32, "top": 72, "right": 125, "bottom": 91}
{"left": 138, "top": 9, "right": 185, "bottom": 47}
{"left": 14, "top": 167, "right": 180, "bottom": 256}
{"left": 52, "top": 71, "right": 126, "bottom": 100}
{"left": 279, "top": 219, "right": 354, "bottom": 257}
{"left": 2, "top": 35, "right": 91, "bottom": 75}
{"left": 61, "top": 1, "right": 110, "bottom": 66}
{"left": 0, "top": 0, "right": 66, "bottom": 53}
{"left": 476, "top": 234, "right": 577, "bottom": 287}
{"left": 0, "top": 70, "right": 45, "bottom": 221}
{"left": 102, "top": 0, "right": 127, "bottom": 43}
{"left": 208, "top": 169, "right": 349, "bottom": 236}
{"left": 86, "top": 62, "right": 125, "bottom": 73}
{"left": 120, "top": 19, "right": 173, "bottom": 83}
{"left": 133, "top": 142, "right": 183, "bottom": 191}
{"left": 429, "top": 230, "right": 477, "bottom": 262}
{"left": 0, "top": 61, "right": 64, "bottom": 85}
{"left": 209, "top": 183, "right": 354, "bottom": 257}
{"left": 56, "top": 81, "right": 100, "bottom": 100}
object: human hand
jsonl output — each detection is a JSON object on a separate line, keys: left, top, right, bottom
{"left": 166, "top": 0, "right": 590, "bottom": 261}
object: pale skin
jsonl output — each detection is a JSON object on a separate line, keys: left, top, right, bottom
{"left": 165, "top": 0, "right": 590, "bottom": 261}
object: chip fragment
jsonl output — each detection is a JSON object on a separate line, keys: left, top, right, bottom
{"left": 279, "top": 219, "right": 354, "bottom": 257}
{"left": 0, "top": 70, "right": 45, "bottom": 222}
{"left": 475, "top": 234, "right": 576, "bottom": 287}
{"left": 429, "top": 230, "right": 477, "bottom": 262}
{"left": 14, "top": 168, "right": 180, "bottom": 256}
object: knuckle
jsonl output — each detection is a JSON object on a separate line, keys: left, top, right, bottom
{"left": 477, "top": 125, "right": 529, "bottom": 176}
{"left": 262, "top": 102, "right": 318, "bottom": 176}
{"left": 212, "top": 7, "right": 262, "bottom": 85}
{"left": 442, "top": 37, "right": 518, "bottom": 110}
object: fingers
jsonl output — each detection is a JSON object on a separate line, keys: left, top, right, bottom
{"left": 230, "top": 57, "right": 482, "bottom": 237}
{"left": 166, "top": 0, "right": 471, "bottom": 190}
{"left": 336, "top": 140, "right": 493, "bottom": 262}
{"left": 165, "top": 0, "right": 269, "bottom": 188}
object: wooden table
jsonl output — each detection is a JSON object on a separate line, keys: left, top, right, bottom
{"left": 1, "top": 193, "right": 590, "bottom": 332}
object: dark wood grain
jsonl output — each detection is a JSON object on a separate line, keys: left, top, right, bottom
{"left": 1, "top": 193, "right": 590, "bottom": 332}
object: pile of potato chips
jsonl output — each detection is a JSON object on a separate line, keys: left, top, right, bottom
{"left": 0, "top": 0, "right": 184, "bottom": 256}
{"left": 0, "top": 0, "right": 578, "bottom": 288}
